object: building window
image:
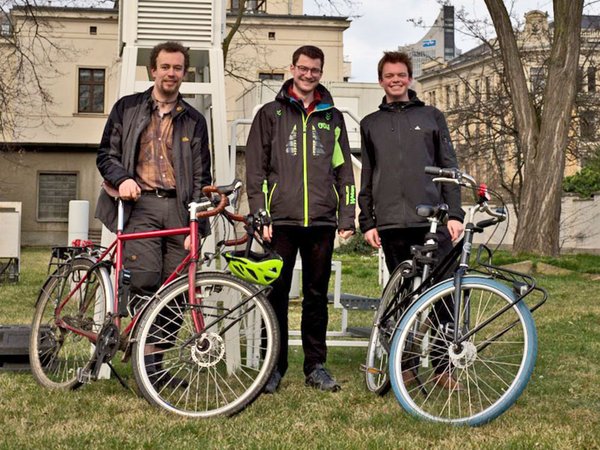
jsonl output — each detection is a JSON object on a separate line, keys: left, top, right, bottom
{"left": 588, "top": 66, "right": 596, "bottom": 93}
{"left": 485, "top": 76, "right": 491, "bottom": 100}
{"left": 580, "top": 110, "right": 596, "bottom": 140}
{"left": 268, "top": 31, "right": 275, "bottom": 40}
{"left": 89, "top": 26, "right": 97, "bottom": 35}
{"left": 530, "top": 66, "right": 545, "bottom": 93}
{"left": 78, "top": 68, "right": 105, "bottom": 113}
{"left": 453, "top": 85, "right": 459, "bottom": 107}
{"left": 38, "top": 173, "right": 78, "bottom": 222}
{"left": 445, "top": 85, "right": 451, "bottom": 109}
{"left": 259, "top": 72, "right": 284, "bottom": 81}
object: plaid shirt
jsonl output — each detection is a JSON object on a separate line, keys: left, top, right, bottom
{"left": 135, "top": 103, "right": 179, "bottom": 190}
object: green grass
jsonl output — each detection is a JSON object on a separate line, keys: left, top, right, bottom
{"left": 0, "top": 248, "right": 599, "bottom": 449}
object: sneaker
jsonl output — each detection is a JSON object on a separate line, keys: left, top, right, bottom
{"left": 305, "top": 364, "right": 341, "bottom": 392}
{"left": 402, "top": 369, "right": 416, "bottom": 385}
{"left": 432, "top": 371, "right": 463, "bottom": 391}
{"left": 264, "top": 370, "right": 282, "bottom": 394}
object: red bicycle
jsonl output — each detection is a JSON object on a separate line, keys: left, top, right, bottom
{"left": 28, "top": 181, "right": 281, "bottom": 418}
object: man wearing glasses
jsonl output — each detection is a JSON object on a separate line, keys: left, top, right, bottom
{"left": 246, "top": 45, "right": 356, "bottom": 394}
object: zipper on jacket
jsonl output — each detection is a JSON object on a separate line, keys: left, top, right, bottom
{"left": 293, "top": 100, "right": 334, "bottom": 227}
{"left": 267, "top": 183, "right": 277, "bottom": 213}
{"left": 302, "top": 114, "right": 309, "bottom": 226}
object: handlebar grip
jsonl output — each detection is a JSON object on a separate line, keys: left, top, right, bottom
{"left": 424, "top": 166, "right": 459, "bottom": 179}
{"left": 476, "top": 218, "right": 498, "bottom": 229}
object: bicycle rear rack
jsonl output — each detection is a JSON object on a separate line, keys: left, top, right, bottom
{"left": 47, "top": 245, "right": 104, "bottom": 275}
{"left": 473, "top": 245, "right": 548, "bottom": 314}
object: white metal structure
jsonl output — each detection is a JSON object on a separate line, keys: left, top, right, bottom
{"left": 117, "top": 0, "right": 230, "bottom": 184}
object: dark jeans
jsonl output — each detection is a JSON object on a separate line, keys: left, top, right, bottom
{"left": 379, "top": 226, "right": 454, "bottom": 374}
{"left": 379, "top": 226, "right": 452, "bottom": 274}
{"left": 269, "top": 225, "right": 336, "bottom": 377}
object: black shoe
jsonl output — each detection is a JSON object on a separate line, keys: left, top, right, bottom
{"left": 305, "top": 364, "right": 341, "bottom": 392}
{"left": 264, "top": 370, "right": 282, "bottom": 394}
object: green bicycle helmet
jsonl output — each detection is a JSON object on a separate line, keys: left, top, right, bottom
{"left": 224, "top": 250, "right": 283, "bottom": 286}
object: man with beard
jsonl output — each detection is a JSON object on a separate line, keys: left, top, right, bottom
{"left": 95, "top": 41, "right": 212, "bottom": 386}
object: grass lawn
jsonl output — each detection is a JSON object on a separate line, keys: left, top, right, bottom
{"left": 0, "top": 247, "right": 598, "bottom": 449}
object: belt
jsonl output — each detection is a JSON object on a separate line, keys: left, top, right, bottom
{"left": 141, "top": 188, "right": 177, "bottom": 198}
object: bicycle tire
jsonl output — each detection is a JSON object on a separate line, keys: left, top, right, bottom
{"left": 389, "top": 276, "right": 537, "bottom": 426}
{"left": 365, "top": 261, "right": 413, "bottom": 395}
{"left": 132, "top": 271, "right": 279, "bottom": 418}
{"left": 29, "top": 256, "right": 110, "bottom": 390}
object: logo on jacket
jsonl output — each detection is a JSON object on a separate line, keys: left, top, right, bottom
{"left": 311, "top": 126, "right": 325, "bottom": 156}
{"left": 286, "top": 125, "right": 298, "bottom": 155}
{"left": 325, "top": 112, "right": 332, "bottom": 121}
{"left": 317, "top": 122, "right": 330, "bottom": 131}
{"left": 181, "top": 136, "right": 190, "bottom": 142}
{"left": 414, "top": 125, "right": 421, "bottom": 130}
{"left": 276, "top": 109, "right": 282, "bottom": 117}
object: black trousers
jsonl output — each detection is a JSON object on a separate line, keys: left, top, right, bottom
{"left": 379, "top": 226, "right": 453, "bottom": 274}
{"left": 269, "top": 225, "right": 336, "bottom": 376}
{"left": 379, "top": 226, "right": 455, "bottom": 374}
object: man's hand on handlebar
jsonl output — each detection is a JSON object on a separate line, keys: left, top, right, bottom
{"left": 118, "top": 179, "right": 141, "bottom": 201}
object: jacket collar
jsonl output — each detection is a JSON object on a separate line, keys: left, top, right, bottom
{"left": 379, "top": 89, "right": 424, "bottom": 111}
{"left": 276, "top": 78, "right": 334, "bottom": 111}
{"left": 143, "top": 86, "right": 188, "bottom": 118}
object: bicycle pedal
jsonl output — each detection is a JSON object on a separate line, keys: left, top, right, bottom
{"left": 360, "top": 364, "right": 384, "bottom": 375}
{"left": 77, "top": 367, "right": 95, "bottom": 384}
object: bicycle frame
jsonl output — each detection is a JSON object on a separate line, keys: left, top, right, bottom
{"left": 52, "top": 186, "right": 245, "bottom": 348}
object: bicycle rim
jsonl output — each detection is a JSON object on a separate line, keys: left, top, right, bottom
{"left": 365, "top": 262, "right": 412, "bottom": 395}
{"left": 389, "top": 276, "right": 537, "bottom": 426}
{"left": 132, "top": 272, "right": 279, "bottom": 418}
{"left": 29, "top": 257, "right": 109, "bottom": 389}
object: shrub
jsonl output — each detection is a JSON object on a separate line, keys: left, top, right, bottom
{"left": 563, "top": 150, "right": 600, "bottom": 198}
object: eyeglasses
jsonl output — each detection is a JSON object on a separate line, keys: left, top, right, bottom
{"left": 294, "top": 65, "right": 323, "bottom": 76}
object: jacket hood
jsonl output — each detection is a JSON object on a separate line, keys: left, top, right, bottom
{"left": 378, "top": 88, "right": 424, "bottom": 111}
{"left": 275, "top": 78, "right": 335, "bottom": 109}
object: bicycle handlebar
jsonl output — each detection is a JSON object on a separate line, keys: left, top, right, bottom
{"left": 424, "top": 167, "right": 506, "bottom": 222}
{"left": 195, "top": 180, "right": 244, "bottom": 220}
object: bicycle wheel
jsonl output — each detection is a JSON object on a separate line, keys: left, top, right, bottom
{"left": 389, "top": 276, "right": 537, "bottom": 426}
{"left": 132, "top": 272, "right": 279, "bottom": 418}
{"left": 365, "top": 261, "right": 413, "bottom": 395}
{"left": 29, "top": 256, "right": 110, "bottom": 390}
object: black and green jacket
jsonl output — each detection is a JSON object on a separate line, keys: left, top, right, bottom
{"left": 246, "top": 79, "right": 356, "bottom": 230}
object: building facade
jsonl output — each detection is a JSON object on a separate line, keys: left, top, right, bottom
{"left": 0, "top": 1, "right": 356, "bottom": 245}
{"left": 417, "top": 10, "right": 600, "bottom": 194}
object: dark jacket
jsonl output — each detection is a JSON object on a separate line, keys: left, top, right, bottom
{"left": 246, "top": 79, "right": 356, "bottom": 230}
{"left": 95, "top": 88, "right": 211, "bottom": 232}
{"left": 358, "top": 90, "right": 463, "bottom": 233}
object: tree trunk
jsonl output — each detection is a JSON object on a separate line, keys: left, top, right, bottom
{"left": 485, "top": 0, "right": 583, "bottom": 255}
{"left": 513, "top": 0, "right": 583, "bottom": 255}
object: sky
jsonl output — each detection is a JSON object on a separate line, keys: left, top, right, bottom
{"left": 303, "top": 0, "right": 567, "bottom": 82}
